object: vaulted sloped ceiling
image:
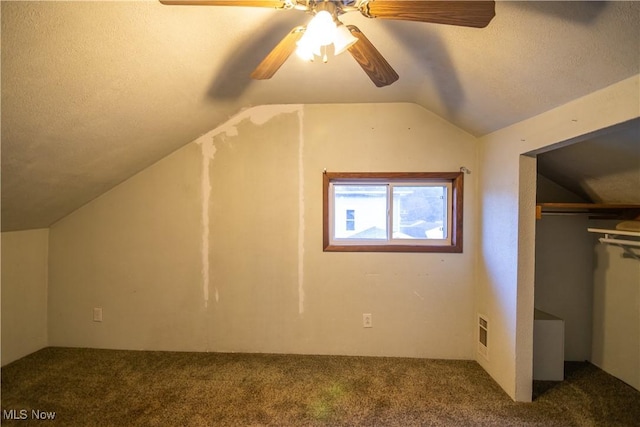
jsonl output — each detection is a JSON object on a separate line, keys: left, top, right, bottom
{"left": 2, "top": 1, "right": 639, "bottom": 231}
{"left": 537, "top": 118, "right": 640, "bottom": 204}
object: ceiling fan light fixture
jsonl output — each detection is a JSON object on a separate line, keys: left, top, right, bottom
{"left": 333, "top": 24, "right": 358, "bottom": 55}
{"left": 295, "top": 10, "right": 342, "bottom": 62}
{"left": 161, "top": 0, "right": 497, "bottom": 85}
{"left": 295, "top": 36, "right": 319, "bottom": 61}
{"left": 306, "top": 10, "right": 336, "bottom": 46}
{"left": 295, "top": 11, "right": 357, "bottom": 62}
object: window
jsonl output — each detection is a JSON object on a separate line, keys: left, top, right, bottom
{"left": 323, "top": 172, "right": 463, "bottom": 253}
{"left": 346, "top": 209, "right": 355, "bottom": 231}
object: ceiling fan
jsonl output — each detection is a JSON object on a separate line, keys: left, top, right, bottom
{"left": 159, "top": 0, "right": 495, "bottom": 87}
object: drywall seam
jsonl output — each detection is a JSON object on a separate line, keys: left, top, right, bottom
{"left": 297, "top": 107, "right": 305, "bottom": 315}
{"left": 205, "top": 104, "right": 304, "bottom": 140}
{"left": 194, "top": 105, "right": 304, "bottom": 308}
{"left": 199, "top": 140, "right": 216, "bottom": 308}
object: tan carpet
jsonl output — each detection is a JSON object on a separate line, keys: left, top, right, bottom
{"left": 2, "top": 347, "right": 639, "bottom": 426}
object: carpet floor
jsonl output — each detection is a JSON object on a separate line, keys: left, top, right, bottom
{"left": 1, "top": 347, "right": 639, "bottom": 426}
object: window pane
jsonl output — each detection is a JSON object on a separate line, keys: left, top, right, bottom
{"left": 324, "top": 172, "right": 462, "bottom": 252}
{"left": 333, "top": 185, "right": 387, "bottom": 239}
{"left": 392, "top": 186, "right": 447, "bottom": 239}
{"left": 345, "top": 209, "right": 355, "bottom": 231}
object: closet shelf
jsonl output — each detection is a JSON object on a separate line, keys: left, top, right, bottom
{"left": 536, "top": 203, "right": 640, "bottom": 220}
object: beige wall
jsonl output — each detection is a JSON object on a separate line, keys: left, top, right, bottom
{"left": 477, "top": 74, "right": 640, "bottom": 401}
{"left": 19, "top": 77, "right": 640, "bottom": 398}
{"left": 1, "top": 229, "right": 49, "bottom": 365}
{"left": 48, "top": 140, "right": 204, "bottom": 350}
{"left": 591, "top": 220, "right": 640, "bottom": 391}
{"left": 535, "top": 175, "right": 593, "bottom": 361}
{"left": 535, "top": 215, "right": 594, "bottom": 361}
{"left": 48, "top": 102, "right": 479, "bottom": 359}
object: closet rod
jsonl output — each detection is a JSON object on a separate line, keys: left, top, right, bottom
{"left": 599, "top": 238, "right": 640, "bottom": 248}
{"left": 587, "top": 228, "right": 640, "bottom": 237}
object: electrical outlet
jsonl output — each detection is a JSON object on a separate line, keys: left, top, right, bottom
{"left": 93, "top": 307, "right": 103, "bottom": 322}
{"left": 363, "top": 313, "right": 372, "bottom": 328}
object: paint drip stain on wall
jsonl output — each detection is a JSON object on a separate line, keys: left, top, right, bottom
{"left": 297, "top": 107, "right": 305, "bottom": 315}
{"left": 198, "top": 138, "right": 215, "bottom": 308}
{"left": 193, "top": 105, "right": 304, "bottom": 309}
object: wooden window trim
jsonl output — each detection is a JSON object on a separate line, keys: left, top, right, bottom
{"left": 323, "top": 172, "right": 463, "bottom": 253}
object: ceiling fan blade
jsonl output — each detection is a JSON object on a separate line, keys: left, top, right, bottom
{"left": 160, "top": 0, "right": 288, "bottom": 8}
{"left": 361, "top": 0, "right": 495, "bottom": 28}
{"left": 251, "top": 26, "right": 304, "bottom": 80}
{"left": 346, "top": 25, "right": 398, "bottom": 87}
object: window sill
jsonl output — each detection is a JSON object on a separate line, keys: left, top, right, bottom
{"left": 324, "top": 243, "right": 462, "bottom": 253}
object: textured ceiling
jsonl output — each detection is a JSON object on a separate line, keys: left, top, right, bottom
{"left": 2, "top": 1, "right": 639, "bottom": 231}
{"left": 537, "top": 118, "right": 640, "bottom": 204}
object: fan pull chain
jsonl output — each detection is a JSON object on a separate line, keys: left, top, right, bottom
{"left": 322, "top": 45, "right": 328, "bottom": 63}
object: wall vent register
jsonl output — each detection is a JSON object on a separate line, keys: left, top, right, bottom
{"left": 478, "top": 314, "right": 489, "bottom": 359}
